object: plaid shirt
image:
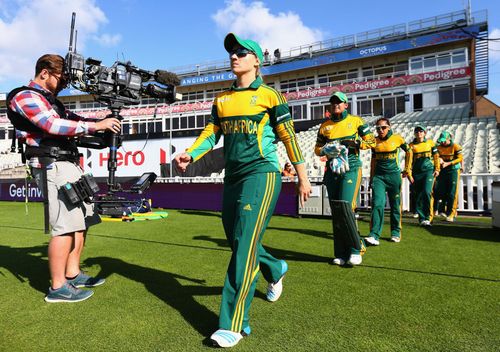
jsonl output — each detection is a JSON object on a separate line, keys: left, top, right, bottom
{"left": 9, "top": 81, "right": 97, "bottom": 168}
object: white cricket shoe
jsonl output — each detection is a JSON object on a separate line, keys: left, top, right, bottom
{"left": 412, "top": 213, "right": 419, "bottom": 218}
{"left": 445, "top": 216, "right": 454, "bottom": 222}
{"left": 420, "top": 220, "right": 431, "bottom": 227}
{"left": 210, "top": 329, "right": 244, "bottom": 348}
{"left": 266, "top": 261, "right": 288, "bottom": 302}
{"left": 348, "top": 254, "right": 362, "bottom": 265}
{"left": 332, "top": 258, "right": 346, "bottom": 266}
{"left": 390, "top": 236, "right": 401, "bottom": 243}
{"left": 365, "top": 236, "right": 380, "bottom": 246}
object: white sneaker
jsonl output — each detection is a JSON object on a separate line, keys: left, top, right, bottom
{"left": 445, "top": 216, "right": 454, "bottom": 222}
{"left": 420, "top": 220, "right": 431, "bottom": 227}
{"left": 440, "top": 213, "right": 447, "bottom": 218}
{"left": 266, "top": 261, "right": 288, "bottom": 302}
{"left": 210, "top": 329, "right": 244, "bottom": 348}
{"left": 332, "top": 258, "right": 346, "bottom": 266}
{"left": 365, "top": 236, "right": 380, "bottom": 246}
{"left": 348, "top": 254, "right": 362, "bottom": 265}
{"left": 390, "top": 236, "right": 401, "bottom": 243}
{"left": 412, "top": 213, "right": 419, "bottom": 218}
{"left": 266, "top": 277, "right": 284, "bottom": 302}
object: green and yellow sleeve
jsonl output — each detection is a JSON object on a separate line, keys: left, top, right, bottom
{"left": 186, "top": 104, "right": 222, "bottom": 162}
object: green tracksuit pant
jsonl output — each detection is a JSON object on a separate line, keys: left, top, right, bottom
{"left": 369, "top": 172, "right": 402, "bottom": 240}
{"left": 219, "top": 172, "right": 286, "bottom": 333}
{"left": 324, "top": 167, "right": 364, "bottom": 260}
{"left": 413, "top": 169, "right": 435, "bottom": 222}
{"left": 434, "top": 169, "right": 460, "bottom": 218}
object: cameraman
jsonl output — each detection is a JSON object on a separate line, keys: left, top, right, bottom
{"left": 6, "top": 54, "right": 121, "bottom": 303}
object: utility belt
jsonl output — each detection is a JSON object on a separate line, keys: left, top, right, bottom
{"left": 25, "top": 145, "right": 81, "bottom": 163}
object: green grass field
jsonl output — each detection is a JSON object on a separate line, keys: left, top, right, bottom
{"left": 0, "top": 201, "right": 498, "bottom": 351}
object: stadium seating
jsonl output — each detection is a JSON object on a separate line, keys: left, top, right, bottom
{"left": 0, "top": 103, "right": 498, "bottom": 178}
{"left": 275, "top": 103, "right": 499, "bottom": 178}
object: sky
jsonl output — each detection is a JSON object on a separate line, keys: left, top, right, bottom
{"left": 0, "top": 0, "right": 499, "bottom": 103}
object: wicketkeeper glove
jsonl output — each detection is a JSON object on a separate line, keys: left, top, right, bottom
{"left": 320, "top": 141, "right": 341, "bottom": 158}
{"left": 329, "top": 145, "right": 349, "bottom": 174}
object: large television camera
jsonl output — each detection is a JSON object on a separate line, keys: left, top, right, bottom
{"left": 64, "top": 13, "right": 180, "bottom": 108}
{"left": 62, "top": 12, "right": 181, "bottom": 217}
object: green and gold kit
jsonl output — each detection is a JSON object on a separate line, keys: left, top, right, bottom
{"left": 409, "top": 139, "right": 440, "bottom": 174}
{"left": 187, "top": 76, "right": 304, "bottom": 178}
{"left": 437, "top": 143, "right": 463, "bottom": 173}
{"left": 371, "top": 131, "right": 412, "bottom": 176}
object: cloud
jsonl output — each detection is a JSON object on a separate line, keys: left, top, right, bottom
{"left": 0, "top": 0, "right": 118, "bottom": 91}
{"left": 489, "top": 28, "right": 500, "bottom": 61}
{"left": 212, "top": 0, "right": 324, "bottom": 54}
{"left": 93, "top": 33, "right": 122, "bottom": 47}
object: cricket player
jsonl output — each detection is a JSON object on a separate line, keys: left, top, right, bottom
{"left": 434, "top": 131, "right": 462, "bottom": 222}
{"left": 175, "top": 33, "right": 311, "bottom": 348}
{"left": 409, "top": 124, "right": 440, "bottom": 226}
{"left": 314, "top": 91, "right": 376, "bottom": 266}
{"left": 365, "top": 118, "right": 412, "bottom": 246}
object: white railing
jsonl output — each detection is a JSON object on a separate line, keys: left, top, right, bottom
{"left": 156, "top": 173, "right": 500, "bottom": 214}
{"left": 169, "top": 9, "right": 486, "bottom": 77}
{"left": 358, "top": 173, "right": 500, "bottom": 213}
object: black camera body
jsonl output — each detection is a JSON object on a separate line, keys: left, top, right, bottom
{"left": 59, "top": 13, "right": 178, "bottom": 216}
{"left": 64, "top": 13, "right": 181, "bottom": 108}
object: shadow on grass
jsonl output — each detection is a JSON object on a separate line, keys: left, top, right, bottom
{"left": 84, "top": 256, "right": 221, "bottom": 337}
{"left": 92, "top": 233, "right": 230, "bottom": 253}
{"left": 362, "top": 263, "right": 499, "bottom": 282}
{"left": 192, "top": 235, "right": 331, "bottom": 263}
{"left": 425, "top": 223, "right": 500, "bottom": 242}
{"left": 0, "top": 225, "right": 44, "bottom": 231}
{"left": 178, "top": 210, "right": 222, "bottom": 218}
{"left": 267, "top": 225, "right": 332, "bottom": 240}
{"left": 0, "top": 244, "right": 49, "bottom": 294}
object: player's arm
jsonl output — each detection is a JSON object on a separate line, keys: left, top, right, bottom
{"left": 451, "top": 144, "right": 463, "bottom": 166}
{"left": 431, "top": 142, "right": 440, "bottom": 175}
{"left": 400, "top": 140, "right": 413, "bottom": 177}
{"left": 175, "top": 104, "right": 221, "bottom": 172}
{"left": 357, "top": 121, "right": 376, "bottom": 150}
{"left": 272, "top": 94, "right": 311, "bottom": 206}
{"left": 10, "top": 90, "right": 99, "bottom": 135}
{"left": 186, "top": 105, "right": 221, "bottom": 162}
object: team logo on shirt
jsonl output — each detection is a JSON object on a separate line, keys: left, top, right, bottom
{"left": 250, "top": 95, "right": 258, "bottom": 106}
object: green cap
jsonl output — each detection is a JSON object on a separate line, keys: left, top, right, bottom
{"left": 329, "top": 92, "right": 348, "bottom": 103}
{"left": 224, "top": 33, "right": 263, "bottom": 65}
{"left": 437, "top": 131, "right": 451, "bottom": 143}
{"left": 414, "top": 124, "right": 426, "bottom": 132}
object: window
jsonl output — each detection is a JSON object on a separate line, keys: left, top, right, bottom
{"left": 356, "top": 92, "right": 405, "bottom": 117}
{"left": 79, "top": 101, "right": 105, "bottom": 109}
{"left": 423, "top": 56, "right": 436, "bottom": 69}
{"left": 438, "top": 85, "right": 469, "bottom": 105}
{"left": 452, "top": 50, "right": 466, "bottom": 64}
{"left": 182, "top": 90, "right": 204, "bottom": 102}
{"left": 410, "top": 48, "right": 467, "bottom": 74}
{"left": 454, "top": 86, "right": 469, "bottom": 103}
{"left": 188, "top": 115, "right": 196, "bottom": 129}
{"left": 311, "top": 103, "right": 328, "bottom": 120}
{"left": 290, "top": 104, "right": 307, "bottom": 120}
{"left": 206, "top": 88, "right": 224, "bottom": 100}
{"left": 280, "top": 76, "right": 314, "bottom": 91}
{"left": 410, "top": 58, "right": 422, "bottom": 71}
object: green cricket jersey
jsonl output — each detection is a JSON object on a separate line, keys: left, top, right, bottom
{"left": 186, "top": 76, "right": 304, "bottom": 179}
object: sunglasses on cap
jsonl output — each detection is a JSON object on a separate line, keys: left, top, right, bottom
{"left": 376, "top": 125, "right": 389, "bottom": 130}
{"left": 414, "top": 128, "right": 425, "bottom": 133}
{"left": 229, "top": 48, "right": 255, "bottom": 58}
